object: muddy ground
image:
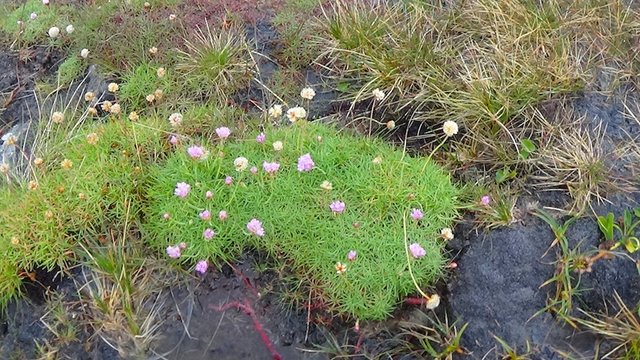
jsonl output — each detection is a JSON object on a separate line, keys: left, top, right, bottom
{"left": 2, "top": 15, "right": 640, "bottom": 360}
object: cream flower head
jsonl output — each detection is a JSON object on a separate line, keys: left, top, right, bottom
{"left": 300, "top": 87, "right": 316, "bottom": 100}
{"left": 426, "top": 294, "right": 440, "bottom": 310}
{"left": 0, "top": 163, "right": 9, "bottom": 174}
{"left": 84, "top": 91, "right": 95, "bottom": 102}
{"left": 442, "top": 120, "right": 459, "bottom": 137}
{"left": 101, "top": 101, "right": 112, "bottom": 112}
{"left": 128, "top": 111, "right": 139, "bottom": 121}
{"left": 168, "top": 113, "right": 183, "bottom": 128}
{"left": 157, "top": 67, "right": 166, "bottom": 78}
{"left": 286, "top": 106, "right": 307, "bottom": 123}
{"left": 441, "top": 227, "right": 454, "bottom": 241}
{"left": 320, "top": 180, "right": 333, "bottom": 191}
{"left": 51, "top": 111, "right": 64, "bottom": 124}
{"left": 80, "top": 48, "right": 90, "bottom": 59}
{"left": 233, "top": 157, "right": 249, "bottom": 172}
{"left": 272, "top": 141, "right": 283, "bottom": 152}
{"left": 386, "top": 120, "right": 395, "bottom": 130}
{"left": 48, "top": 26, "right": 60, "bottom": 38}
{"left": 372, "top": 88, "right": 385, "bottom": 101}
{"left": 268, "top": 104, "right": 283, "bottom": 118}
{"left": 107, "top": 82, "right": 119, "bottom": 92}
{"left": 149, "top": 47, "right": 158, "bottom": 55}
{"left": 65, "top": 24, "right": 74, "bottom": 34}
{"left": 109, "top": 103, "right": 121, "bottom": 115}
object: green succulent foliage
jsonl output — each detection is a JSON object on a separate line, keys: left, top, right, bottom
{"left": 145, "top": 121, "right": 459, "bottom": 320}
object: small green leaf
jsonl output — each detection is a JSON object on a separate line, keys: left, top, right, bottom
{"left": 597, "top": 213, "right": 615, "bottom": 242}
{"left": 495, "top": 167, "right": 517, "bottom": 184}
{"left": 624, "top": 237, "right": 639, "bottom": 253}
{"left": 336, "top": 82, "right": 350, "bottom": 92}
{"left": 518, "top": 139, "right": 536, "bottom": 160}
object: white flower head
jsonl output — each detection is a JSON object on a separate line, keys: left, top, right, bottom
{"left": 80, "top": 48, "right": 90, "bottom": 59}
{"left": 169, "top": 14, "right": 177, "bottom": 21}
{"left": 272, "top": 141, "right": 283, "bottom": 152}
{"left": 168, "top": 113, "right": 183, "bottom": 128}
{"left": 30, "top": 12, "right": 37, "bottom": 20}
{"left": 2, "top": 132, "right": 17, "bottom": 146}
{"left": 156, "top": 67, "right": 166, "bottom": 78}
{"left": 108, "top": 82, "right": 119, "bottom": 92}
{"left": 48, "top": 26, "right": 60, "bottom": 38}
{"left": 286, "top": 106, "right": 307, "bottom": 123}
{"left": 65, "top": 24, "right": 74, "bottom": 34}
{"left": 233, "top": 157, "right": 249, "bottom": 172}
{"left": 386, "top": 120, "right": 396, "bottom": 130}
{"left": 372, "top": 88, "right": 385, "bottom": 101}
{"left": 268, "top": 104, "right": 282, "bottom": 118}
{"left": 300, "top": 87, "right": 316, "bottom": 100}
{"left": 442, "top": 120, "right": 459, "bottom": 137}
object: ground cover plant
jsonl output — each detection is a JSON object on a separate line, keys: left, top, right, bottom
{"left": 146, "top": 118, "right": 459, "bottom": 320}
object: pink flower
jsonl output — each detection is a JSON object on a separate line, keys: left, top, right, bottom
{"left": 247, "top": 219, "right": 265, "bottom": 237}
{"left": 411, "top": 208, "right": 424, "bottom": 221}
{"left": 203, "top": 228, "right": 215, "bottom": 240}
{"left": 250, "top": 166, "right": 258, "bottom": 174}
{"left": 263, "top": 161, "right": 280, "bottom": 175}
{"left": 163, "top": 212, "right": 170, "bottom": 220}
{"left": 174, "top": 182, "right": 191, "bottom": 198}
{"left": 179, "top": 242, "right": 188, "bottom": 249}
{"left": 218, "top": 210, "right": 228, "bottom": 221}
{"left": 166, "top": 245, "right": 181, "bottom": 259}
{"left": 481, "top": 195, "right": 491, "bottom": 206}
{"left": 329, "top": 201, "right": 346, "bottom": 214}
{"left": 195, "top": 260, "right": 208, "bottom": 274}
{"left": 347, "top": 250, "right": 357, "bottom": 261}
{"left": 199, "top": 210, "right": 211, "bottom": 221}
{"left": 187, "top": 145, "right": 205, "bottom": 159}
{"left": 216, "top": 127, "right": 231, "bottom": 139}
{"left": 206, "top": 191, "right": 213, "bottom": 199}
{"left": 409, "top": 243, "right": 426, "bottom": 259}
{"left": 297, "top": 153, "right": 315, "bottom": 172}
{"left": 225, "top": 176, "right": 233, "bottom": 186}
{"left": 169, "top": 135, "right": 179, "bottom": 145}
{"left": 256, "top": 132, "right": 266, "bottom": 143}
{"left": 43, "top": 0, "right": 49, "bottom": 5}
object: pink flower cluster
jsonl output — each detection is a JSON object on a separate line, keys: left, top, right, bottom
{"left": 247, "top": 218, "right": 265, "bottom": 237}
{"left": 409, "top": 243, "right": 426, "bottom": 259}
{"left": 174, "top": 182, "right": 190, "bottom": 198}
{"left": 263, "top": 161, "right": 280, "bottom": 175}
{"left": 329, "top": 201, "right": 346, "bottom": 214}
{"left": 216, "top": 127, "right": 231, "bottom": 139}
{"left": 166, "top": 242, "right": 187, "bottom": 259}
{"left": 187, "top": 145, "right": 206, "bottom": 159}
{"left": 297, "top": 153, "right": 314, "bottom": 172}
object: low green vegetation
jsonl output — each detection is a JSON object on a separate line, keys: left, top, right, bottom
{"left": 145, "top": 120, "right": 459, "bottom": 319}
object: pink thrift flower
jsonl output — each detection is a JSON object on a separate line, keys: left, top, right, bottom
{"left": 329, "top": 201, "right": 346, "bottom": 214}
{"left": 163, "top": 212, "right": 170, "bottom": 220}
{"left": 218, "top": 210, "right": 228, "bottom": 221}
{"left": 195, "top": 260, "right": 208, "bottom": 274}
{"left": 225, "top": 176, "right": 233, "bottom": 186}
{"left": 187, "top": 145, "right": 205, "bottom": 159}
{"left": 199, "top": 210, "right": 211, "bottom": 221}
{"left": 256, "top": 132, "right": 266, "bottom": 143}
{"left": 250, "top": 166, "right": 258, "bottom": 174}
{"left": 174, "top": 182, "right": 191, "bottom": 198}
{"left": 481, "top": 195, "right": 491, "bottom": 206}
{"left": 347, "top": 250, "right": 357, "bottom": 261}
{"left": 411, "top": 208, "right": 424, "bottom": 221}
{"left": 179, "top": 242, "right": 188, "bottom": 249}
{"left": 409, "top": 243, "right": 426, "bottom": 259}
{"left": 166, "top": 245, "right": 181, "bottom": 259}
{"left": 247, "top": 218, "right": 265, "bottom": 237}
{"left": 206, "top": 191, "right": 213, "bottom": 199}
{"left": 203, "top": 228, "right": 215, "bottom": 240}
{"left": 169, "top": 135, "right": 179, "bottom": 145}
{"left": 263, "top": 161, "right": 280, "bottom": 175}
{"left": 297, "top": 153, "right": 315, "bottom": 172}
{"left": 43, "top": 0, "right": 49, "bottom": 5}
{"left": 216, "top": 127, "right": 231, "bottom": 139}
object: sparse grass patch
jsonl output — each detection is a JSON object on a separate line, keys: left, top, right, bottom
{"left": 144, "top": 120, "right": 459, "bottom": 320}
{"left": 176, "top": 22, "right": 254, "bottom": 102}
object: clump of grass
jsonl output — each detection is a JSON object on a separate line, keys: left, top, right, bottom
{"left": 0, "top": 0, "right": 69, "bottom": 46}
{"left": 0, "top": 116, "right": 167, "bottom": 308}
{"left": 175, "top": 21, "right": 254, "bottom": 102}
{"left": 145, "top": 120, "right": 459, "bottom": 320}
{"left": 272, "top": 0, "right": 321, "bottom": 69}
{"left": 56, "top": 56, "right": 86, "bottom": 88}
{"left": 119, "top": 62, "right": 173, "bottom": 112}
